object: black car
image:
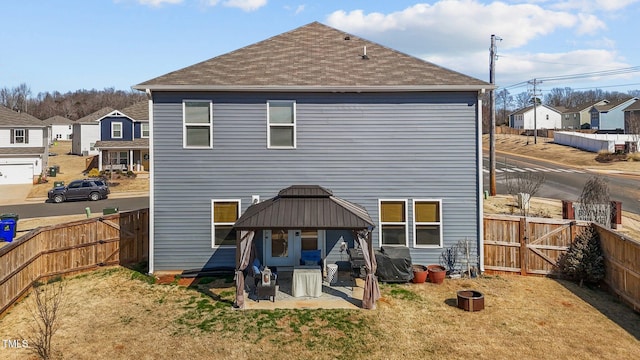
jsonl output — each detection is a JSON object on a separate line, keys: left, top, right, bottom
{"left": 48, "top": 179, "right": 110, "bottom": 203}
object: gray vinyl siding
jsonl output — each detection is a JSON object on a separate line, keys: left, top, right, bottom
{"left": 151, "top": 91, "right": 480, "bottom": 271}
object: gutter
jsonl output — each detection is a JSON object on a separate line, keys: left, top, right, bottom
{"left": 132, "top": 84, "right": 495, "bottom": 92}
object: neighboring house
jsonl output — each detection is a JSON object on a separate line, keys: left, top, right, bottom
{"left": 0, "top": 106, "right": 47, "bottom": 184}
{"left": 133, "top": 22, "right": 491, "bottom": 279}
{"left": 94, "top": 101, "right": 150, "bottom": 172}
{"left": 622, "top": 99, "right": 640, "bottom": 134}
{"left": 42, "top": 115, "right": 75, "bottom": 143}
{"left": 560, "top": 100, "right": 608, "bottom": 129}
{"left": 590, "top": 97, "right": 639, "bottom": 131}
{"left": 509, "top": 105, "right": 562, "bottom": 130}
{"left": 71, "top": 107, "right": 113, "bottom": 156}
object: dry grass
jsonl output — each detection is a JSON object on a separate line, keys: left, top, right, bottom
{"left": 29, "top": 141, "right": 149, "bottom": 198}
{"left": 484, "top": 134, "right": 640, "bottom": 173}
{"left": 0, "top": 267, "right": 638, "bottom": 359}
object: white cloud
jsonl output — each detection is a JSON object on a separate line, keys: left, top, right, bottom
{"left": 552, "top": 0, "right": 640, "bottom": 12}
{"left": 222, "top": 0, "right": 267, "bottom": 11}
{"left": 295, "top": 5, "right": 305, "bottom": 14}
{"left": 326, "top": 1, "right": 628, "bottom": 87}
{"left": 135, "top": 0, "right": 183, "bottom": 6}
{"left": 326, "top": 1, "right": 586, "bottom": 56}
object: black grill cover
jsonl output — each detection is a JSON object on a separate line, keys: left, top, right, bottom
{"left": 374, "top": 246, "right": 413, "bottom": 283}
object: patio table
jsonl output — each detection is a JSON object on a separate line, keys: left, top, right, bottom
{"left": 292, "top": 266, "right": 322, "bottom": 297}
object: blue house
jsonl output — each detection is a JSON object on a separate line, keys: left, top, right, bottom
{"left": 590, "top": 97, "right": 639, "bottom": 131}
{"left": 133, "top": 22, "right": 491, "bottom": 288}
{"left": 94, "top": 101, "right": 150, "bottom": 171}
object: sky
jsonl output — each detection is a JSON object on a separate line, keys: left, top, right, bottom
{"left": 2, "top": 0, "right": 640, "bottom": 99}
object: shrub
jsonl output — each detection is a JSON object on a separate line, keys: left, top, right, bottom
{"left": 557, "top": 226, "right": 605, "bottom": 287}
{"left": 87, "top": 168, "right": 100, "bottom": 178}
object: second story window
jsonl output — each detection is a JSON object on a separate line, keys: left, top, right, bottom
{"left": 11, "top": 129, "right": 27, "bottom": 144}
{"left": 183, "top": 100, "right": 212, "bottom": 148}
{"left": 267, "top": 100, "right": 296, "bottom": 148}
{"left": 112, "top": 122, "right": 123, "bottom": 139}
{"left": 141, "top": 123, "right": 150, "bottom": 138}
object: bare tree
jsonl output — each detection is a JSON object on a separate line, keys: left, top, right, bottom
{"left": 514, "top": 91, "right": 530, "bottom": 109}
{"left": 576, "top": 176, "right": 611, "bottom": 227}
{"left": 505, "top": 170, "right": 546, "bottom": 216}
{"left": 496, "top": 88, "right": 513, "bottom": 125}
{"left": 23, "top": 280, "right": 65, "bottom": 360}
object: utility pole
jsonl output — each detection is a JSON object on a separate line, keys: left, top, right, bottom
{"left": 489, "top": 34, "right": 500, "bottom": 196}
{"left": 528, "top": 79, "right": 542, "bottom": 144}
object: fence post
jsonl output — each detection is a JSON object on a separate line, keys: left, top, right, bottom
{"left": 562, "top": 200, "right": 574, "bottom": 220}
{"left": 519, "top": 217, "right": 527, "bottom": 276}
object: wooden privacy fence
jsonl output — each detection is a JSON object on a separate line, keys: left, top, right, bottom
{"left": 484, "top": 214, "right": 640, "bottom": 311}
{"left": 0, "top": 209, "right": 148, "bottom": 316}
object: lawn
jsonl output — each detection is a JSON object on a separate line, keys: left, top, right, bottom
{"left": 0, "top": 267, "right": 638, "bottom": 359}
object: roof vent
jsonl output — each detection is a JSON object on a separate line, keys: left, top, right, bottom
{"left": 361, "top": 46, "right": 369, "bottom": 60}
{"left": 344, "top": 36, "right": 350, "bottom": 40}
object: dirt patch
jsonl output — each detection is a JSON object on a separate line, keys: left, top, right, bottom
{"left": 0, "top": 267, "right": 638, "bottom": 359}
{"left": 29, "top": 141, "right": 149, "bottom": 198}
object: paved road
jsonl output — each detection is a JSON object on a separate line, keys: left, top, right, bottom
{"left": 0, "top": 196, "right": 149, "bottom": 219}
{"left": 483, "top": 153, "right": 640, "bottom": 214}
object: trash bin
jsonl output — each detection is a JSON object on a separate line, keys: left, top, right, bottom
{"left": 326, "top": 264, "right": 338, "bottom": 285}
{"left": 53, "top": 165, "right": 60, "bottom": 174}
{"left": 103, "top": 207, "right": 119, "bottom": 215}
{"left": 49, "top": 166, "right": 57, "bottom": 177}
{"left": 0, "top": 219, "right": 16, "bottom": 242}
{"left": 0, "top": 213, "right": 19, "bottom": 238}
{"left": 53, "top": 181, "right": 64, "bottom": 188}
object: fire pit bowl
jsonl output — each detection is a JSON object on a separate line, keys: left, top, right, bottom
{"left": 457, "top": 290, "right": 484, "bottom": 312}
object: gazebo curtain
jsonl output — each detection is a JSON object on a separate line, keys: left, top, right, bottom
{"left": 356, "top": 230, "right": 381, "bottom": 310}
{"left": 234, "top": 230, "right": 255, "bottom": 309}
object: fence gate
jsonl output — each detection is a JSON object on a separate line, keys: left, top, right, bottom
{"left": 484, "top": 215, "right": 585, "bottom": 276}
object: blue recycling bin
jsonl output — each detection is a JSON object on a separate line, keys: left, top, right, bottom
{"left": 0, "top": 219, "right": 16, "bottom": 242}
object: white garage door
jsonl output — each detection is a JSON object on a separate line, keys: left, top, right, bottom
{"left": 0, "top": 164, "right": 34, "bottom": 185}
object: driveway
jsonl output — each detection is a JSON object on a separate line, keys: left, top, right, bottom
{"left": 0, "top": 184, "right": 33, "bottom": 206}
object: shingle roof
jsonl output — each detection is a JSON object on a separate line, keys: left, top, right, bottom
{"left": 0, "top": 147, "right": 46, "bottom": 155}
{"left": 509, "top": 104, "right": 560, "bottom": 116}
{"left": 0, "top": 106, "right": 43, "bottom": 127}
{"left": 622, "top": 99, "right": 640, "bottom": 112}
{"left": 593, "top": 97, "right": 637, "bottom": 112}
{"left": 121, "top": 101, "right": 149, "bottom": 121}
{"left": 234, "top": 185, "right": 375, "bottom": 230}
{"left": 94, "top": 139, "right": 149, "bottom": 149}
{"left": 135, "top": 22, "right": 490, "bottom": 92}
{"left": 565, "top": 100, "right": 608, "bottom": 113}
{"left": 43, "top": 115, "right": 74, "bottom": 125}
{"left": 76, "top": 107, "right": 114, "bottom": 124}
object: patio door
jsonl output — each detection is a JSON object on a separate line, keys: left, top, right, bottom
{"left": 264, "top": 230, "right": 298, "bottom": 267}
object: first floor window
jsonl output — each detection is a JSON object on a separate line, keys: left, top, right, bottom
{"left": 212, "top": 200, "right": 240, "bottom": 247}
{"left": 413, "top": 200, "right": 443, "bottom": 247}
{"left": 184, "top": 100, "right": 212, "bottom": 148}
{"left": 379, "top": 200, "right": 407, "bottom": 246}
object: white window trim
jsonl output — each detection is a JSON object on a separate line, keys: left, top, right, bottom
{"left": 267, "top": 100, "right": 296, "bottom": 149}
{"left": 412, "top": 199, "right": 444, "bottom": 249}
{"left": 378, "top": 199, "right": 409, "bottom": 247}
{"left": 14, "top": 128, "right": 26, "bottom": 143}
{"left": 183, "top": 100, "right": 213, "bottom": 149}
{"left": 111, "top": 122, "right": 123, "bottom": 139}
{"left": 141, "top": 122, "right": 150, "bottom": 138}
{"left": 211, "top": 199, "right": 241, "bottom": 248}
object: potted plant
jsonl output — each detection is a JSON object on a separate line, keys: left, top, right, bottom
{"left": 411, "top": 264, "right": 428, "bottom": 283}
{"left": 427, "top": 264, "right": 446, "bottom": 284}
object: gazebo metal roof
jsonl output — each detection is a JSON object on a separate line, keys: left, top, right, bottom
{"left": 233, "top": 185, "right": 375, "bottom": 230}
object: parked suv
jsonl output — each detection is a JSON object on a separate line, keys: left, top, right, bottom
{"left": 48, "top": 178, "right": 110, "bottom": 203}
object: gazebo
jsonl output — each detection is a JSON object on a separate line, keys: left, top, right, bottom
{"left": 233, "top": 185, "right": 381, "bottom": 309}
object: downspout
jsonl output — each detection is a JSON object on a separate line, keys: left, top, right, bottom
{"left": 146, "top": 89, "right": 155, "bottom": 274}
{"left": 477, "top": 91, "right": 485, "bottom": 273}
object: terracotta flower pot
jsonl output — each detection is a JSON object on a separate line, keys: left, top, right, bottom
{"left": 427, "top": 265, "right": 446, "bottom": 284}
{"left": 412, "top": 265, "right": 428, "bottom": 283}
